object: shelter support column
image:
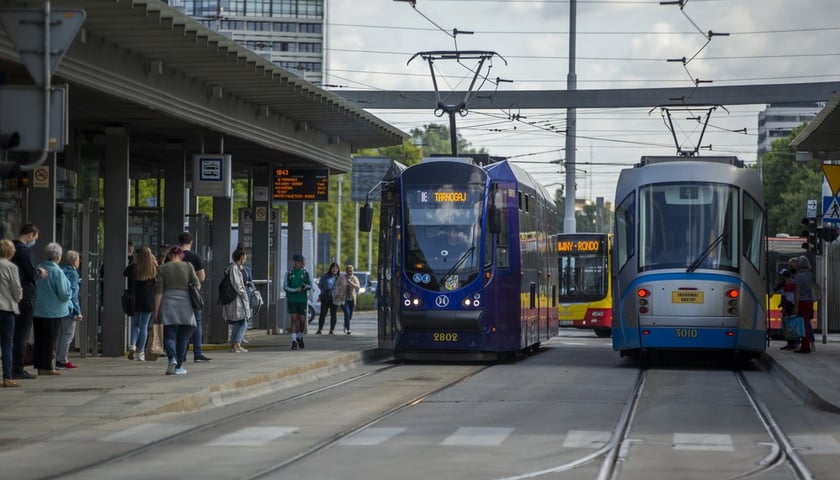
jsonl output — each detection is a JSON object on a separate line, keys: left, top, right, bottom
{"left": 210, "top": 195, "right": 232, "bottom": 344}
{"left": 164, "top": 148, "right": 186, "bottom": 246}
{"left": 287, "top": 202, "right": 304, "bottom": 265}
{"left": 102, "top": 126, "right": 130, "bottom": 357}
{"left": 251, "top": 167, "right": 271, "bottom": 330}
{"left": 28, "top": 153, "right": 57, "bottom": 250}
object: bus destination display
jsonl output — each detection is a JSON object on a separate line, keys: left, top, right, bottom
{"left": 273, "top": 168, "right": 329, "bottom": 201}
{"left": 557, "top": 238, "right": 605, "bottom": 253}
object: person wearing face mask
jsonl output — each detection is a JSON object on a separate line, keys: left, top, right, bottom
{"left": 10, "top": 224, "right": 46, "bottom": 380}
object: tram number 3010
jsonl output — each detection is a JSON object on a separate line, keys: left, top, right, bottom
{"left": 433, "top": 333, "right": 459, "bottom": 342}
{"left": 675, "top": 328, "right": 699, "bottom": 338}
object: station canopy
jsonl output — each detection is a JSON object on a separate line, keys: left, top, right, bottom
{"left": 0, "top": 0, "right": 406, "bottom": 176}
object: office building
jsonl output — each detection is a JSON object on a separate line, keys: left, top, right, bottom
{"left": 164, "top": 0, "right": 324, "bottom": 84}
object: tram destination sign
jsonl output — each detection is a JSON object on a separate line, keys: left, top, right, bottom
{"left": 272, "top": 168, "right": 329, "bottom": 201}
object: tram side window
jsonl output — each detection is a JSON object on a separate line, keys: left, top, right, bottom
{"left": 615, "top": 192, "right": 636, "bottom": 272}
{"left": 742, "top": 193, "right": 764, "bottom": 271}
{"left": 494, "top": 187, "right": 510, "bottom": 269}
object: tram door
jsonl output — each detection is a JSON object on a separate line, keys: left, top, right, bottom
{"left": 56, "top": 199, "right": 100, "bottom": 357}
{"left": 376, "top": 182, "right": 400, "bottom": 351}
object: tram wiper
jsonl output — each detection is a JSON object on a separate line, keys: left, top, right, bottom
{"left": 440, "top": 246, "right": 476, "bottom": 286}
{"left": 686, "top": 231, "right": 727, "bottom": 273}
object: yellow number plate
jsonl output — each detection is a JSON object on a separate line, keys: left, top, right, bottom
{"left": 433, "top": 333, "right": 459, "bottom": 342}
{"left": 672, "top": 291, "right": 704, "bottom": 303}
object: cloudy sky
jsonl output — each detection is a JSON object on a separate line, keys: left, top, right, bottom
{"left": 325, "top": 0, "right": 839, "bottom": 202}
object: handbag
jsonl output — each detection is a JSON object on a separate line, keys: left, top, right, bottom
{"left": 121, "top": 289, "right": 135, "bottom": 316}
{"left": 148, "top": 323, "right": 164, "bottom": 356}
{"left": 782, "top": 315, "right": 805, "bottom": 341}
{"left": 188, "top": 281, "right": 204, "bottom": 310}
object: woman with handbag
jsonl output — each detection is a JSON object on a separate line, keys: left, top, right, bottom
{"left": 123, "top": 246, "right": 158, "bottom": 361}
{"left": 222, "top": 246, "right": 251, "bottom": 353}
{"left": 315, "top": 262, "right": 340, "bottom": 335}
{"left": 154, "top": 246, "right": 199, "bottom": 375}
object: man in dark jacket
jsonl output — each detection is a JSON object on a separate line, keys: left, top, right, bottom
{"left": 11, "top": 224, "right": 45, "bottom": 379}
{"left": 179, "top": 232, "right": 211, "bottom": 362}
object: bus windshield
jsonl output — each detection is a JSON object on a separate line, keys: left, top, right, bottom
{"left": 403, "top": 182, "right": 484, "bottom": 291}
{"left": 638, "top": 182, "right": 739, "bottom": 272}
{"left": 558, "top": 235, "right": 609, "bottom": 302}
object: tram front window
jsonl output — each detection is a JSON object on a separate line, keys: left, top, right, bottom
{"left": 404, "top": 184, "right": 484, "bottom": 291}
{"left": 639, "top": 183, "right": 739, "bottom": 272}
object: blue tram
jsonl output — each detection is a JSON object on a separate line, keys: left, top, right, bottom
{"left": 611, "top": 156, "right": 767, "bottom": 359}
{"left": 362, "top": 157, "right": 558, "bottom": 360}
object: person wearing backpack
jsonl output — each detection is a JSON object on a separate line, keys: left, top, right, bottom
{"left": 283, "top": 253, "right": 311, "bottom": 350}
{"left": 221, "top": 246, "right": 251, "bottom": 353}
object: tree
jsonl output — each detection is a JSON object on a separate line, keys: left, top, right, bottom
{"left": 409, "top": 124, "right": 487, "bottom": 156}
{"left": 761, "top": 124, "right": 823, "bottom": 236}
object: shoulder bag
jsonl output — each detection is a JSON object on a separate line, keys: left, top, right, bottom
{"left": 189, "top": 279, "right": 204, "bottom": 310}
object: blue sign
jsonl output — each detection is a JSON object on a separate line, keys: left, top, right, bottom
{"left": 823, "top": 195, "right": 840, "bottom": 227}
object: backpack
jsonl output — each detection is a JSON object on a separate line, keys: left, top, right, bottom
{"left": 218, "top": 266, "right": 238, "bottom": 305}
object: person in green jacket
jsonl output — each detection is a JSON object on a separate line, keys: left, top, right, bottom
{"left": 284, "top": 253, "right": 311, "bottom": 350}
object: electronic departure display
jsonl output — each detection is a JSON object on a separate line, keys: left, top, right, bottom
{"left": 557, "top": 238, "right": 605, "bottom": 253}
{"left": 273, "top": 168, "right": 329, "bottom": 201}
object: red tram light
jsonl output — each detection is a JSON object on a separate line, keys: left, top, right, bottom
{"left": 726, "top": 289, "right": 739, "bottom": 299}
{"left": 637, "top": 288, "right": 650, "bottom": 298}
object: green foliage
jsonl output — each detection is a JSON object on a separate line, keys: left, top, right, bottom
{"left": 409, "top": 124, "right": 487, "bottom": 156}
{"left": 761, "top": 124, "right": 823, "bottom": 236}
{"left": 356, "top": 140, "right": 423, "bottom": 167}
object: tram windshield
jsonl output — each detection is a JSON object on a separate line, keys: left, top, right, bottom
{"left": 403, "top": 182, "right": 484, "bottom": 291}
{"left": 639, "top": 182, "right": 739, "bottom": 272}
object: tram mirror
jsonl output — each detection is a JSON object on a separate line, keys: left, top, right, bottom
{"left": 359, "top": 203, "right": 373, "bottom": 232}
{"left": 488, "top": 205, "right": 501, "bottom": 234}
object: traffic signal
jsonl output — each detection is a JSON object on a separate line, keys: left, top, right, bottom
{"left": 801, "top": 217, "right": 820, "bottom": 253}
{"left": 0, "top": 131, "right": 20, "bottom": 150}
{"left": 820, "top": 226, "right": 840, "bottom": 243}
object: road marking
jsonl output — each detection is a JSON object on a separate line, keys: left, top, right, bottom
{"left": 339, "top": 427, "right": 407, "bottom": 446}
{"left": 673, "top": 433, "right": 734, "bottom": 452}
{"left": 789, "top": 434, "right": 840, "bottom": 455}
{"left": 563, "top": 430, "right": 610, "bottom": 448}
{"left": 208, "top": 427, "right": 298, "bottom": 446}
{"left": 100, "top": 423, "right": 192, "bottom": 444}
{"left": 441, "top": 427, "right": 514, "bottom": 446}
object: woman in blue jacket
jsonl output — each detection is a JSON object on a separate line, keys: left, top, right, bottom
{"left": 33, "top": 242, "right": 71, "bottom": 376}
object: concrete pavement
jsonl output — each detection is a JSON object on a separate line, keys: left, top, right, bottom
{"left": 0, "top": 311, "right": 838, "bottom": 449}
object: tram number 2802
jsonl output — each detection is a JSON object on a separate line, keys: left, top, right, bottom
{"left": 433, "top": 332, "right": 459, "bottom": 342}
{"left": 674, "top": 328, "right": 699, "bottom": 338}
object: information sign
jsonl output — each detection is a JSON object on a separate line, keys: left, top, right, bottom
{"left": 272, "top": 168, "right": 329, "bottom": 201}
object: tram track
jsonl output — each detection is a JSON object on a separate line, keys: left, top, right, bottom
{"left": 45, "top": 361, "right": 492, "bottom": 480}
{"left": 500, "top": 366, "right": 813, "bottom": 480}
{"left": 42, "top": 363, "right": 403, "bottom": 480}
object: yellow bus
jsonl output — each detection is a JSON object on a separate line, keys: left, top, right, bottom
{"left": 557, "top": 232, "right": 613, "bottom": 338}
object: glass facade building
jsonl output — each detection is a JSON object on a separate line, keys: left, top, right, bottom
{"left": 164, "top": 0, "right": 324, "bottom": 83}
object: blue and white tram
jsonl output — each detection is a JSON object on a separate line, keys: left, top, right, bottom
{"left": 363, "top": 157, "right": 558, "bottom": 361}
{"left": 611, "top": 156, "right": 767, "bottom": 359}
